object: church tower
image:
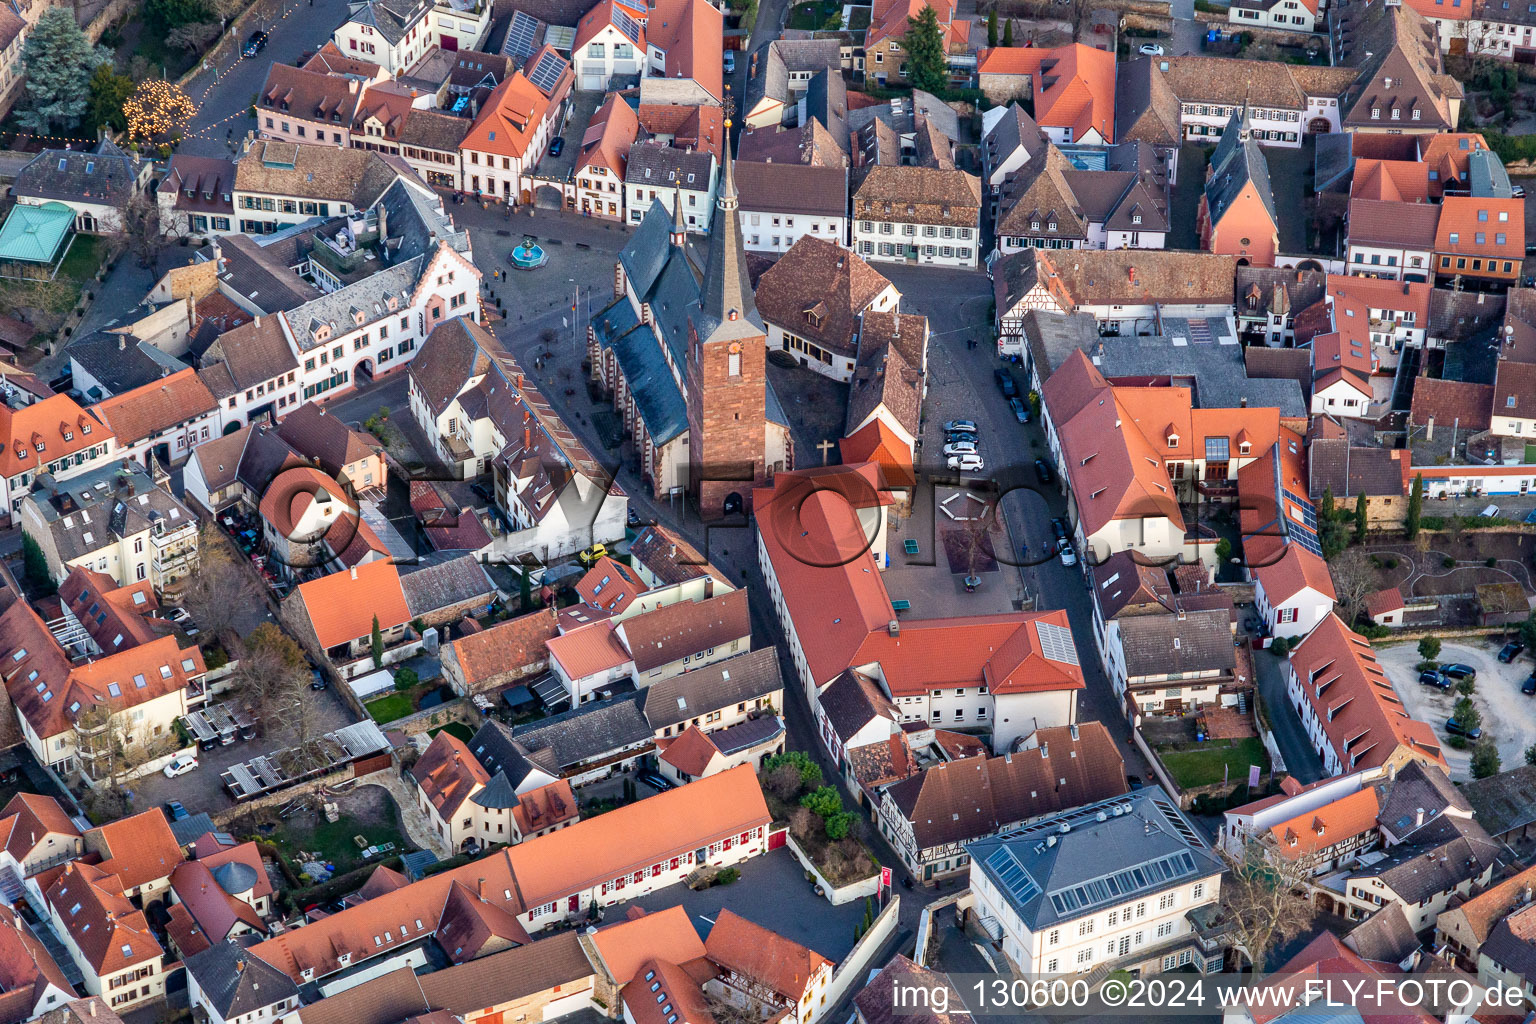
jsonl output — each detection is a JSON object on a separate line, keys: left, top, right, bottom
{"left": 685, "top": 110, "right": 767, "bottom": 519}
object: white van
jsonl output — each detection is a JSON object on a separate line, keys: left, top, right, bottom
{"left": 1480, "top": 504, "right": 1500, "bottom": 518}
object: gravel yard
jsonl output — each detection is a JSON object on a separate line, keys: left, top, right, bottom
{"left": 1376, "top": 639, "right": 1536, "bottom": 780}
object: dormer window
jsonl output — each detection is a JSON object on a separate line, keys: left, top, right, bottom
{"left": 1048, "top": 221, "right": 1057, "bottom": 232}
{"left": 1030, "top": 220, "right": 1040, "bottom": 230}
{"left": 63, "top": 430, "right": 72, "bottom": 441}
{"left": 1167, "top": 433, "right": 1179, "bottom": 447}
{"left": 1132, "top": 214, "right": 1142, "bottom": 224}
{"left": 34, "top": 441, "right": 43, "bottom": 453}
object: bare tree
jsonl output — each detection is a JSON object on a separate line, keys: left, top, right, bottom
{"left": 1331, "top": 547, "right": 1376, "bottom": 627}
{"left": 165, "top": 20, "right": 221, "bottom": 51}
{"left": 232, "top": 623, "right": 306, "bottom": 737}
{"left": 115, "top": 192, "right": 164, "bottom": 268}
{"left": 1219, "top": 842, "right": 1317, "bottom": 976}
{"left": 71, "top": 699, "right": 173, "bottom": 818}
{"left": 179, "top": 522, "right": 259, "bottom": 643}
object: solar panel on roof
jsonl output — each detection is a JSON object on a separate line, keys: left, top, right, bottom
{"left": 1036, "top": 621, "right": 1080, "bottom": 666}
{"left": 503, "top": 11, "right": 540, "bottom": 60}
{"left": 614, "top": 8, "right": 642, "bottom": 43}
{"left": 528, "top": 50, "right": 568, "bottom": 96}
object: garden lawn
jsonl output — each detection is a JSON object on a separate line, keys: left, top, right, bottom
{"left": 57, "top": 235, "right": 105, "bottom": 284}
{"left": 787, "top": 0, "right": 839, "bottom": 27}
{"left": 270, "top": 814, "right": 405, "bottom": 875}
{"left": 428, "top": 722, "right": 474, "bottom": 742}
{"left": 365, "top": 693, "right": 413, "bottom": 724}
{"left": 1157, "top": 737, "right": 1269, "bottom": 790}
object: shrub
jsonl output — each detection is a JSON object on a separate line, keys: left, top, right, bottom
{"left": 1384, "top": 558, "right": 1398, "bottom": 569}
{"left": 394, "top": 667, "right": 419, "bottom": 691}
{"left": 763, "top": 750, "right": 823, "bottom": 788}
{"left": 800, "top": 786, "right": 842, "bottom": 819}
{"left": 1447, "top": 734, "right": 1469, "bottom": 750}
{"left": 1471, "top": 737, "right": 1501, "bottom": 779}
{"left": 1215, "top": 538, "right": 1232, "bottom": 562}
{"left": 1418, "top": 636, "right": 1442, "bottom": 662}
{"left": 1357, "top": 623, "right": 1391, "bottom": 640}
{"left": 1443, "top": 556, "right": 1456, "bottom": 569}
{"left": 714, "top": 866, "right": 740, "bottom": 885}
{"left": 1487, "top": 557, "right": 1499, "bottom": 568}
{"left": 203, "top": 645, "right": 229, "bottom": 670}
{"left": 1269, "top": 636, "right": 1289, "bottom": 657}
{"left": 1456, "top": 678, "right": 1476, "bottom": 696}
{"left": 825, "top": 810, "right": 857, "bottom": 841}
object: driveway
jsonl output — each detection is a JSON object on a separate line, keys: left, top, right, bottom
{"left": 178, "top": 0, "right": 360, "bottom": 156}
{"left": 1376, "top": 640, "right": 1536, "bottom": 779}
{"left": 1252, "top": 645, "right": 1325, "bottom": 784}
{"left": 614, "top": 847, "right": 870, "bottom": 962}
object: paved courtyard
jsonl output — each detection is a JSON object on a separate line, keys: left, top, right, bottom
{"left": 1377, "top": 639, "right": 1536, "bottom": 779}
{"left": 614, "top": 847, "right": 875, "bottom": 963}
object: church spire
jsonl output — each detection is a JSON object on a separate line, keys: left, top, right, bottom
{"left": 670, "top": 167, "right": 686, "bottom": 246}
{"left": 696, "top": 93, "right": 761, "bottom": 341}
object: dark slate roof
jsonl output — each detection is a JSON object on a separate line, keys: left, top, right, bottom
{"left": 468, "top": 771, "right": 520, "bottom": 810}
{"left": 183, "top": 940, "right": 299, "bottom": 1019}
{"left": 169, "top": 812, "right": 218, "bottom": 847}
{"left": 605, "top": 301, "right": 689, "bottom": 444}
{"left": 618, "top": 201, "right": 675, "bottom": 303}
{"left": 399, "top": 555, "right": 495, "bottom": 617}
{"left": 984, "top": 104, "right": 1048, "bottom": 178}
{"left": 710, "top": 714, "right": 784, "bottom": 756}
{"left": 1376, "top": 761, "right": 1469, "bottom": 838}
{"left": 467, "top": 719, "right": 554, "bottom": 790}
{"left": 1116, "top": 608, "right": 1234, "bottom": 679}
{"left": 68, "top": 334, "right": 186, "bottom": 398}
{"left": 1344, "top": 904, "right": 1419, "bottom": 966}
{"left": 508, "top": 689, "right": 652, "bottom": 770}
{"left": 819, "top": 668, "right": 894, "bottom": 741}
{"left": 733, "top": 161, "right": 848, "bottom": 217}
{"left": 967, "top": 791, "right": 1222, "bottom": 932}
{"left": 1351, "top": 820, "right": 1498, "bottom": 904}
{"left": 14, "top": 139, "right": 143, "bottom": 205}
{"left": 1461, "top": 764, "right": 1536, "bottom": 838}
{"left": 802, "top": 68, "right": 847, "bottom": 146}
{"left": 1204, "top": 112, "right": 1277, "bottom": 229}
{"left": 641, "top": 648, "right": 782, "bottom": 729}
{"left": 410, "top": 317, "right": 510, "bottom": 418}
{"left": 345, "top": 0, "right": 429, "bottom": 47}
{"left": 1482, "top": 911, "right": 1536, "bottom": 986}
{"left": 623, "top": 144, "right": 714, "bottom": 191}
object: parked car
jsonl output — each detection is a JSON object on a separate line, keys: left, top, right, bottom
{"left": 1034, "top": 458, "right": 1055, "bottom": 485}
{"left": 1524, "top": 674, "right": 1536, "bottom": 695}
{"left": 944, "top": 420, "right": 978, "bottom": 434}
{"left": 943, "top": 441, "right": 978, "bottom": 457}
{"left": 637, "top": 770, "right": 673, "bottom": 791}
{"left": 1480, "top": 504, "right": 1500, "bottom": 518}
{"left": 310, "top": 668, "right": 328, "bottom": 691}
{"left": 1009, "top": 396, "right": 1030, "bottom": 424}
{"left": 723, "top": 50, "right": 735, "bottom": 73}
{"left": 1445, "top": 717, "right": 1483, "bottom": 740}
{"left": 1058, "top": 542, "right": 1078, "bottom": 566}
{"left": 1050, "top": 517, "right": 1070, "bottom": 542}
{"left": 163, "top": 755, "right": 198, "bottom": 778}
{"left": 549, "top": 137, "right": 565, "bottom": 157}
{"left": 243, "top": 30, "right": 268, "bottom": 56}
{"left": 1514, "top": 184, "right": 1527, "bottom": 199}
{"left": 627, "top": 507, "right": 651, "bottom": 527}
{"left": 945, "top": 431, "right": 978, "bottom": 444}
{"left": 578, "top": 543, "right": 608, "bottom": 566}
{"left": 1440, "top": 663, "right": 1477, "bottom": 681}
{"left": 1138, "top": 42, "right": 1166, "bottom": 55}
{"left": 164, "top": 801, "right": 188, "bottom": 822}
{"left": 948, "top": 453, "right": 985, "bottom": 472}
{"left": 1500, "top": 641, "right": 1525, "bottom": 663}
{"left": 1419, "top": 670, "right": 1448, "bottom": 688}
{"left": 994, "top": 369, "right": 1018, "bottom": 397}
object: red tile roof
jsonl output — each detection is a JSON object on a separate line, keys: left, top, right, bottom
{"left": 0, "top": 394, "right": 109, "bottom": 478}
{"left": 257, "top": 466, "right": 355, "bottom": 539}
{"left": 658, "top": 725, "right": 720, "bottom": 777}
{"left": 578, "top": 93, "right": 641, "bottom": 179}
{"left": 88, "top": 809, "right": 185, "bottom": 892}
{"left": 1435, "top": 197, "right": 1525, "bottom": 259}
{"left": 411, "top": 731, "right": 490, "bottom": 818}
{"left": 1254, "top": 543, "right": 1336, "bottom": 605}
{"left": 753, "top": 471, "right": 895, "bottom": 686}
{"left": 0, "top": 793, "right": 80, "bottom": 865}
{"left": 851, "top": 611, "right": 1085, "bottom": 698}
{"left": 646, "top": 0, "right": 724, "bottom": 102}
{"left": 1350, "top": 159, "right": 1431, "bottom": 203}
{"left": 461, "top": 58, "right": 570, "bottom": 161}
{"left": 509, "top": 779, "right": 578, "bottom": 835}
{"left": 840, "top": 420, "right": 916, "bottom": 490}
{"left": 1256, "top": 932, "right": 1436, "bottom": 1024}
{"left": 1289, "top": 614, "right": 1446, "bottom": 773}
{"left": 705, "top": 908, "right": 829, "bottom": 1000}
{"left": 0, "top": 903, "right": 75, "bottom": 1020}
{"left": 252, "top": 766, "right": 768, "bottom": 982}
{"left": 978, "top": 45, "right": 1116, "bottom": 142}
{"left": 546, "top": 619, "right": 631, "bottom": 680}
{"left": 45, "top": 862, "right": 162, "bottom": 975}
{"left": 1268, "top": 785, "right": 1381, "bottom": 860}
{"left": 591, "top": 905, "right": 705, "bottom": 984}
{"left": 89, "top": 368, "right": 216, "bottom": 446}
{"left": 292, "top": 562, "right": 410, "bottom": 649}
{"left": 1366, "top": 587, "right": 1404, "bottom": 617}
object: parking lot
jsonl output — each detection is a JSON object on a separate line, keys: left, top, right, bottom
{"left": 1377, "top": 639, "right": 1536, "bottom": 779}
{"left": 126, "top": 682, "right": 361, "bottom": 817}
{"left": 614, "top": 847, "right": 874, "bottom": 963}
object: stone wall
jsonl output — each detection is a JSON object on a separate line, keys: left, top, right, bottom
{"left": 207, "top": 763, "right": 392, "bottom": 821}
{"left": 817, "top": 896, "right": 901, "bottom": 1023}
{"left": 387, "top": 697, "right": 481, "bottom": 739}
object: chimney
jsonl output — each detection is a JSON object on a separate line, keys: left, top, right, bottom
{"left": 523, "top": 427, "right": 531, "bottom": 448}
{"left": 888, "top": 619, "right": 899, "bottom": 637}
{"left": 350, "top": 566, "right": 358, "bottom": 580}
{"left": 1128, "top": 266, "right": 1137, "bottom": 285}
{"left": 1415, "top": 807, "right": 1425, "bottom": 828}
{"left": 478, "top": 877, "right": 485, "bottom": 898}
{"left": 118, "top": 334, "right": 126, "bottom": 351}
{"left": 1069, "top": 723, "right": 1078, "bottom": 740}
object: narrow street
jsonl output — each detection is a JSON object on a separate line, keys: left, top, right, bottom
{"left": 1253, "top": 646, "right": 1327, "bottom": 785}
